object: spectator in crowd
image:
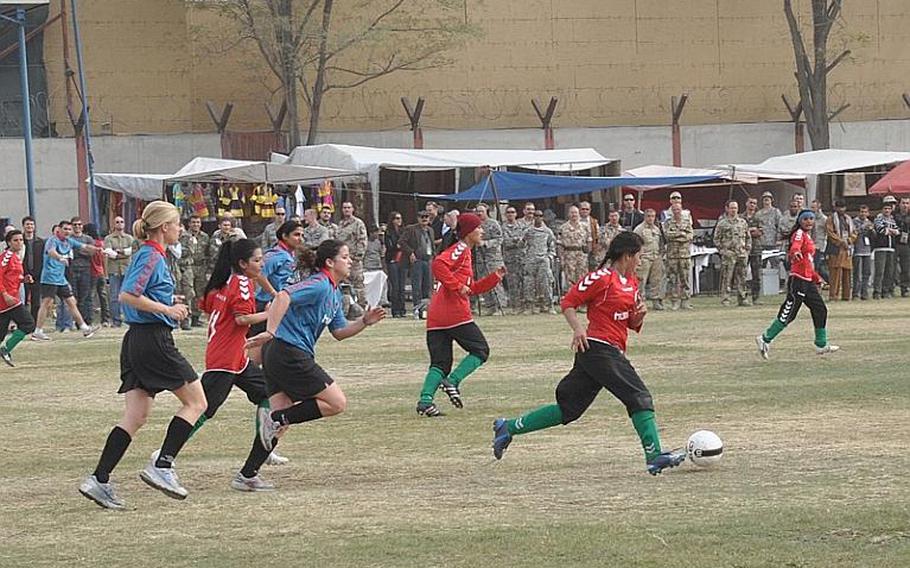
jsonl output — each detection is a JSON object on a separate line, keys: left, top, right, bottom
{"left": 825, "top": 200, "right": 855, "bottom": 301}
{"left": 852, "top": 204, "right": 874, "bottom": 300}
{"left": 103, "top": 216, "right": 133, "bottom": 327}
{"left": 84, "top": 223, "right": 110, "bottom": 326}
{"left": 69, "top": 217, "right": 96, "bottom": 324}
{"left": 577, "top": 201, "right": 600, "bottom": 270}
{"left": 664, "top": 202, "right": 694, "bottom": 310}
{"left": 362, "top": 225, "right": 388, "bottom": 308}
{"left": 475, "top": 204, "right": 507, "bottom": 313}
{"left": 894, "top": 196, "right": 910, "bottom": 297}
{"left": 743, "top": 197, "right": 763, "bottom": 304}
{"left": 303, "top": 208, "right": 331, "bottom": 249}
{"left": 208, "top": 215, "right": 245, "bottom": 276}
{"left": 185, "top": 215, "right": 209, "bottom": 327}
{"left": 793, "top": 192, "right": 805, "bottom": 209}
{"left": 557, "top": 205, "right": 589, "bottom": 287}
{"left": 633, "top": 209, "right": 665, "bottom": 310}
{"left": 519, "top": 202, "right": 536, "bottom": 227}
{"left": 620, "top": 194, "right": 644, "bottom": 231}
{"left": 32, "top": 220, "right": 99, "bottom": 341}
{"left": 661, "top": 191, "right": 691, "bottom": 224}
{"left": 754, "top": 191, "right": 782, "bottom": 251}
{"left": 383, "top": 211, "right": 406, "bottom": 318}
{"left": 260, "top": 206, "right": 286, "bottom": 250}
{"left": 715, "top": 201, "right": 752, "bottom": 307}
{"left": 501, "top": 205, "right": 526, "bottom": 314}
{"left": 872, "top": 195, "right": 900, "bottom": 299}
{"left": 400, "top": 210, "right": 435, "bottom": 317}
{"left": 810, "top": 200, "right": 830, "bottom": 285}
{"left": 521, "top": 211, "right": 556, "bottom": 314}
{"left": 21, "top": 216, "right": 44, "bottom": 322}
{"left": 600, "top": 210, "right": 624, "bottom": 263}
{"left": 426, "top": 201, "right": 444, "bottom": 251}
{"left": 441, "top": 208, "right": 460, "bottom": 249}
{"left": 779, "top": 199, "right": 801, "bottom": 251}
{"left": 335, "top": 202, "right": 368, "bottom": 308}
{"left": 319, "top": 207, "right": 337, "bottom": 238}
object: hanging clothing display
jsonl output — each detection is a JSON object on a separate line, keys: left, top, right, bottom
{"left": 317, "top": 179, "right": 335, "bottom": 213}
{"left": 294, "top": 185, "right": 306, "bottom": 217}
{"left": 251, "top": 184, "right": 278, "bottom": 218}
{"left": 188, "top": 183, "right": 210, "bottom": 219}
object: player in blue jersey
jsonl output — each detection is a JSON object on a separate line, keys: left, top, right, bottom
{"left": 244, "top": 239, "right": 385, "bottom": 487}
{"left": 80, "top": 202, "right": 206, "bottom": 509}
{"left": 251, "top": 220, "right": 304, "bottom": 337}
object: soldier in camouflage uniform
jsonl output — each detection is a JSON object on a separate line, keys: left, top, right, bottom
{"left": 475, "top": 204, "right": 508, "bottom": 313}
{"left": 184, "top": 215, "right": 209, "bottom": 327}
{"left": 175, "top": 224, "right": 198, "bottom": 330}
{"left": 501, "top": 205, "right": 527, "bottom": 314}
{"left": 663, "top": 203, "right": 694, "bottom": 310}
{"left": 207, "top": 215, "right": 246, "bottom": 275}
{"left": 714, "top": 200, "right": 753, "bottom": 306}
{"left": 778, "top": 200, "right": 800, "bottom": 249}
{"left": 742, "top": 197, "right": 764, "bottom": 304}
{"left": 557, "top": 205, "right": 590, "bottom": 286}
{"left": 633, "top": 209, "right": 665, "bottom": 310}
{"left": 578, "top": 201, "right": 601, "bottom": 271}
{"left": 303, "top": 208, "right": 331, "bottom": 249}
{"left": 336, "top": 201, "right": 368, "bottom": 308}
{"left": 599, "top": 210, "right": 624, "bottom": 265}
{"left": 319, "top": 207, "right": 338, "bottom": 239}
{"left": 522, "top": 212, "right": 556, "bottom": 314}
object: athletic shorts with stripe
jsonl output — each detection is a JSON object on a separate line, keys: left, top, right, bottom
{"left": 262, "top": 338, "right": 334, "bottom": 402}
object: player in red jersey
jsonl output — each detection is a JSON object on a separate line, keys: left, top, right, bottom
{"left": 491, "top": 231, "right": 686, "bottom": 475}
{"left": 415, "top": 213, "right": 505, "bottom": 417}
{"left": 0, "top": 230, "right": 36, "bottom": 366}
{"left": 190, "top": 238, "right": 282, "bottom": 491}
{"left": 756, "top": 210, "right": 839, "bottom": 360}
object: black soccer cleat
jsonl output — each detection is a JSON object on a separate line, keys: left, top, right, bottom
{"left": 647, "top": 450, "right": 686, "bottom": 476}
{"left": 416, "top": 402, "right": 443, "bottom": 417}
{"left": 0, "top": 346, "right": 13, "bottom": 367}
{"left": 438, "top": 379, "right": 463, "bottom": 408}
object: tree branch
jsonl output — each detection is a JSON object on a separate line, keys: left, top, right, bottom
{"left": 826, "top": 49, "right": 851, "bottom": 74}
{"left": 828, "top": 102, "right": 850, "bottom": 121}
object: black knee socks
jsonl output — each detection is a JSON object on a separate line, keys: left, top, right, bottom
{"left": 271, "top": 399, "right": 322, "bottom": 426}
{"left": 93, "top": 426, "right": 132, "bottom": 484}
{"left": 155, "top": 416, "right": 194, "bottom": 468}
{"left": 240, "top": 436, "right": 275, "bottom": 479}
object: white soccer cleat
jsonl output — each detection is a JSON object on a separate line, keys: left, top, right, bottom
{"left": 815, "top": 344, "right": 840, "bottom": 355}
{"left": 79, "top": 475, "right": 125, "bottom": 510}
{"left": 258, "top": 410, "right": 281, "bottom": 452}
{"left": 139, "top": 460, "right": 188, "bottom": 500}
{"left": 81, "top": 324, "right": 100, "bottom": 338}
{"left": 265, "top": 451, "right": 289, "bottom": 466}
{"left": 755, "top": 335, "right": 770, "bottom": 360}
{"left": 230, "top": 472, "right": 275, "bottom": 492}
{"left": 31, "top": 329, "right": 51, "bottom": 341}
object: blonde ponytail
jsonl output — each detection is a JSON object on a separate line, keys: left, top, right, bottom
{"left": 133, "top": 201, "right": 179, "bottom": 241}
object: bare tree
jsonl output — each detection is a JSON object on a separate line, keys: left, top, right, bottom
{"left": 783, "top": 0, "right": 851, "bottom": 150}
{"left": 202, "top": 0, "right": 475, "bottom": 147}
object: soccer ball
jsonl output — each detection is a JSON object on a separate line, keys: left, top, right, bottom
{"left": 686, "top": 430, "right": 724, "bottom": 467}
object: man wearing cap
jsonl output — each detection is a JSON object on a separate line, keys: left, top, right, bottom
{"left": 825, "top": 200, "right": 855, "bottom": 301}
{"left": 660, "top": 191, "right": 691, "bottom": 224}
{"left": 873, "top": 195, "right": 900, "bottom": 298}
{"left": 633, "top": 209, "right": 665, "bottom": 311}
{"left": 557, "top": 205, "right": 590, "bottom": 287}
{"left": 521, "top": 211, "right": 557, "bottom": 314}
{"left": 501, "top": 206, "right": 527, "bottom": 313}
{"left": 619, "top": 194, "right": 644, "bottom": 231}
{"left": 475, "top": 203, "right": 508, "bottom": 313}
{"left": 400, "top": 210, "right": 436, "bottom": 316}
{"left": 742, "top": 197, "right": 764, "bottom": 304}
{"left": 577, "top": 201, "right": 601, "bottom": 270}
{"left": 664, "top": 202, "right": 694, "bottom": 310}
{"left": 754, "top": 191, "right": 783, "bottom": 263}
{"left": 894, "top": 197, "right": 910, "bottom": 297}
{"left": 715, "top": 200, "right": 752, "bottom": 306}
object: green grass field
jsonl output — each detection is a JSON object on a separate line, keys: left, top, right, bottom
{"left": 1, "top": 298, "right": 908, "bottom": 567}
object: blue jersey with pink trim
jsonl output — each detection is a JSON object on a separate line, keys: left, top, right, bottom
{"left": 256, "top": 244, "right": 296, "bottom": 303}
{"left": 121, "top": 242, "right": 176, "bottom": 327}
{"left": 273, "top": 269, "right": 346, "bottom": 356}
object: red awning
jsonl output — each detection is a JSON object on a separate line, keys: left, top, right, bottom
{"left": 869, "top": 160, "right": 910, "bottom": 195}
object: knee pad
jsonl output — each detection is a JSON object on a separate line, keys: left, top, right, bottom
{"left": 624, "top": 392, "right": 654, "bottom": 416}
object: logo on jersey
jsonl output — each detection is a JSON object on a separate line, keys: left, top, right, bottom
{"left": 0, "top": 252, "right": 11, "bottom": 267}
{"left": 577, "top": 268, "right": 610, "bottom": 292}
{"left": 613, "top": 311, "right": 630, "bottom": 321}
{"left": 237, "top": 275, "right": 251, "bottom": 300}
{"left": 450, "top": 243, "right": 467, "bottom": 261}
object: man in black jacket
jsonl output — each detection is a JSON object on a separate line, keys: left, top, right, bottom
{"left": 21, "top": 217, "right": 44, "bottom": 322}
{"left": 894, "top": 197, "right": 910, "bottom": 297}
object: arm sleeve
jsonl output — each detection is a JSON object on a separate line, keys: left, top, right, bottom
{"left": 788, "top": 230, "right": 802, "bottom": 256}
{"left": 0, "top": 255, "right": 11, "bottom": 295}
{"left": 559, "top": 271, "right": 609, "bottom": 311}
{"left": 469, "top": 272, "right": 502, "bottom": 296}
{"left": 122, "top": 252, "right": 159, "bottom": 297}
{"left": 285, "top": 279, "right": 323, "bottom": 308}
{"left": 232, "top": 288, "right": 255, "bottom": 317}
{"left": 67, "top": 237, "right": 85, "bottom": 250}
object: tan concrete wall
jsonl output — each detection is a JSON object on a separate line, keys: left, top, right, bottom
{"left": 42, "top": 0, "right": 910, "bottom": 135}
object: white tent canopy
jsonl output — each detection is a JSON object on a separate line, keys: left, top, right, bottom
{"left": 94, "top": 157, "right": 359, "bottom": 201}
{"left": 280, "top": 144, "right": 614, "bottom": 218}
{"left": 727, "top": 149, "right": 910, "bottom": 178}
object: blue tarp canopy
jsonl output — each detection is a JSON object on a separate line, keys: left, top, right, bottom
{"left": 428, "top": 170, "right": 722, "bottom": 202}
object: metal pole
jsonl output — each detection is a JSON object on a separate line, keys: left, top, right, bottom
{"left": 15, "top": 7, "right": 38, "bottom": 219}
{"left": 69, "top": 0, "right": 99, "bottom": 225}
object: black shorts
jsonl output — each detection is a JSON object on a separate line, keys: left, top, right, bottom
{"left": 248, "top": 299, "right": 269, "bottom": 337}
{"left": 118, "top": 323, "right": 199, "bottom": 396}
{"left": 554, "top": 340, "right": 654, "bottom": 424}
{"left": 200, "top": 362, "right": 268, "bottom": 419}
{"left": 426, "top": 322, "right": 490, "bottom": 375}
{"left": 40, "top": 283, "right": 73, "bottom": 300}
{"left": 0, "top": 304, "right": 36, "bottom": 336}
{"left": 262, "top": 338, "right": 334, "bottom": 402}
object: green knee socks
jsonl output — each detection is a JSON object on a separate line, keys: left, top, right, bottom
{"left": 507, "top": 403, "right": 563, "bottom": 435}
{"left": 762, "top": 319, "right": 787, "bottom": 343}
{"left": 419, "top": 367, "right": 446, "bottom": 404}
{"left": 631, "top": 410, "right": 662, "bottom": 462}
{"left": 188, "top": 414, "right": 208, "bottom": 438}
{"left": 447, "top": 354, "right": 485, "bottom": 387}
{"left": 814, "top": 328, "right": 827, "bottom": 348}
{"left": 2, "top": 329, "right": 26, "bottom": 352}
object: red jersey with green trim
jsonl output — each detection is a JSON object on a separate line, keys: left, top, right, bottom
{"left": 0, "top": 250, "right": 24, "bottom": 313}
{"left": 427, "top": 240, "right": 501, "bottom": 330}
{"left": 788, "top": 229, "right": 821, "bottom": 283}
{"left": 559, "top": 267, "right": 642, "bottom": 352}
{"left": 201, "top": 273, "right": 255, "bottom": 373}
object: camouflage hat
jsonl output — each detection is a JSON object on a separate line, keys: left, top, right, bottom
{"left": 883, "top": 195, "right": 898, "bottom": 205}
{"left": 761, "top": 191, "right": 773, "bottom": 199}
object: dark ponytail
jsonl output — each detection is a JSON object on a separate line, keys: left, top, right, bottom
{"left": 298, "top": 239, "right": 347, "bottom": 273}
{"left": 204, "top": 238, "right": 261, "bottom": 299}
{"left": 598, "top": 231, "right": 643, "bottom": 269}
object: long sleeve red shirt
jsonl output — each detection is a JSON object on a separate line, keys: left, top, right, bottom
{"left": 559, "top": 266, "right": 642, "bottom": 352}
{"left": 0, "top": 250, "right": 24, "bottom": 312}
{"left": 788, "top": 228, "right": 821, "bottom": 283}
{"left": 426, "top": 240, "right": 501, "bottom": 330}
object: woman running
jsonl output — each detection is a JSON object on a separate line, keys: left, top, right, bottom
{"left": 0, "top": 230, "right": 36, "bottom": 367}
{"left": 756, "top": 209, "right": 839, "bottom": 359}
{"left": 491, "top": 231, "right": 686, "bottom": 475}
{"left": 252, "top": 220, "right": 304, "bottom": 337}
{"left": 80, "top": 201, "right": 206, "bottom": 509}
{"left": 245, "top": 239, "right": 384, "bottom": 482}
{"left": 415, "top": 212, "right": 504, "bottom": 417}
